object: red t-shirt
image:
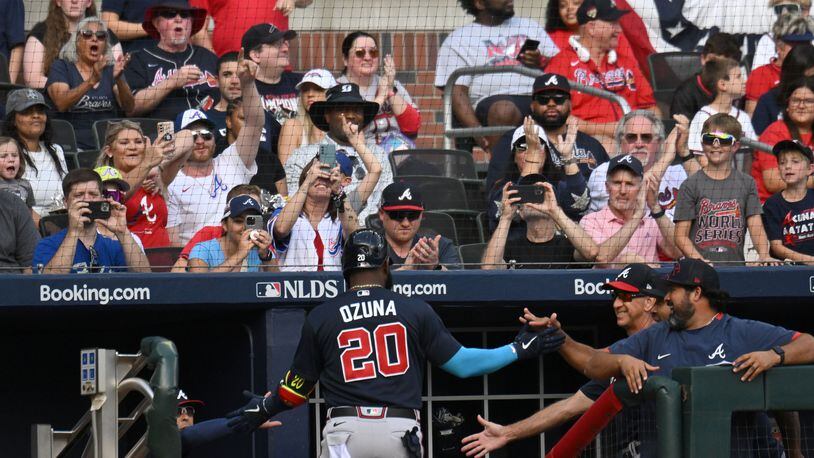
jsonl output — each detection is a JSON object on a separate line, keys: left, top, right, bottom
{"left": 546, "top": 45, "right": 655, "bottom": 123}
{"left": 126, "top": 188, "right": 170, "bottom": 248}
{"left": 548, "top": 29, "right": 637, "bottom": 67}
{"left": 745, "top": 59, "right": 781, "bottom": 102}
{"left": 180, "top": 225, "right": 225, "bottom": 259}
{"left": 189, "top": 0, "right": 289, "bottom": 56}
{"left": 756, "top": 120, "right": 814, "bottom": 202}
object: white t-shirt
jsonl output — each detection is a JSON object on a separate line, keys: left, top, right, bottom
{"left": 271, "top": 212, "right": 343, "bottom": 272}
{"left": 166, "top": 144, "right": 257, "bottom": 244}
{"left": 434, "top": 17, "right": 558, "bottom": 106}
{"left": 22, "top": 143, "right": 68, "bottom": 215}
{"left": 688, "top": 105, "right": 757, "bottom": 153}
{"left": 587, "top": 162, "right": 688, "bottom": 220}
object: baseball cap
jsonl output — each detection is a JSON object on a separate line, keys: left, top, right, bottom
{"left": 781, "top": 32, "right": 814, "bottom": 43}
{"left": 665, "top": 258, "right": 720, "bottom": 291}
{"left": 511, "top": 124, "right": 549, "bottom": 151}
{"left": 177, "top": 389, "right": 205, "bottom": 408}
{"left": 223, "top": 195, "right": 263, "bottom": 219}
{"left": 241, "top": 23, "right": 297, "bottom": 52}
{"left": 607, "top": 154, "right": 644, "bottom": 177}
{"left": 577, "top": 0, "right": 631, "bottom": 25}
{"left": 176, "top": 109, "right": 216, "bottom": 131}
{"left": 772, "top": 139, "right": 814, "bottom": 162}
{"left": 336, "top": 151, "right": 354, "bottom": 177}
{"left": 380, "top": 182, "right": 424, "bottom": 211}
{"left": 604, "top": 263, "right": 665, "bottom": 297}
{"left": 296, "top": 68, "right": 337, "bottom": 91}
{"left": 6, "top": 88, "right": 50, "bottom": 116}
{"left": 533, "top": 73, "right": 571, "bottom": 95}
{"left": 94, "top": 166, "right": 131, "bottom": 192}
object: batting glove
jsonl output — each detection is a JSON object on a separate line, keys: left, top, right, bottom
{"left": 511, "top": 325, "right": 566, "bottom": 360}
{"left": 226, "top": 390, "right": 273, "bottom": 433}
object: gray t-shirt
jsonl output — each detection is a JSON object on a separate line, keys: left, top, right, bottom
{"left": 674, "top": 170, "right": 762, "bottom": 264}
{"left": 0, "top": 178, "right": 35, "bottom": 208}
{"left": 0, "top": 191, "right": 40, "bottom": 272}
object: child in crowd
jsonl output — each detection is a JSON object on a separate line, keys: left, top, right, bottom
{"left": 674, "top": 113, "right": 773, "bottom": 265}
{"left": 762, "top": 140, "right": 814, "bottom": 263}
{"left": 0, "top": 136, "right": 37, "bottom": 218}
{"left": 688, "top": 58, "right": 757, "bottom": 155}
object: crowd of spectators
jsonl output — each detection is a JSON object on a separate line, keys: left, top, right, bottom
{"left": 1, "top": 0, "right": 814, "bottom": 274}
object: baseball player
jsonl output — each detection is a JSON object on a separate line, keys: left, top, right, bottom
{"left": 226, "top": 229, "right": 565, "bottom": 457}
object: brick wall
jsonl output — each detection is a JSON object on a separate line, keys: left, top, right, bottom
{"left": 289, "top": 31, "right": 449, "bottom": 149}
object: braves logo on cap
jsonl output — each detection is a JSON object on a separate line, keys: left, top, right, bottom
{"left": 619, "top": 155, "right": 634, "bottom": 164}
{"left": 586, "top": 6, "right": 597, "bottom": 18}
{"left": 398, "top": 189, "right": 413, "bottom": 200}
{"left": 25, "top": 89, "right": 40, "bottom": 100}
{"left": 617, "top": 267, "right": 631, "bottom": 279}
{"left": 341, "top": 84, "right": 353, "bottom": 92}
{"left": 268, "top": 24, "right": 280, "bottom": 33}
{"left": 544, "top": 75, "right": 559, "bottom": 86}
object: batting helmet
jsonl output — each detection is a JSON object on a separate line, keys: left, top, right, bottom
{"left": 342, "top": 229, "right": 389, "bottom": 277}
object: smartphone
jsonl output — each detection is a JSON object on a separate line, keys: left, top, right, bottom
{"left": 156, "top": 121, "right": 174, "bottom": 142}
{"left": 86, "top": 201, "right": 111, "bottom": 220}
{"left": 245, "top": 214, "right": 264, "bottom": 231}
{"left": 509, "top": 184, "right": 545, "bottom": 204}
{"left": 318, "top": 143, "right": 337, "bottom": 168}
{"left": 516, "top": 39, "right": 540, "bottom": 59}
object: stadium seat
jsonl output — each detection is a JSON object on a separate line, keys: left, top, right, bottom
{"left": 648, "top": 52, "right": 701, "bottom": 115}
{"left": 390, "top": 149, "right": 478, "bottom": 180}
{"left": 38, "top": 213, "right": 68, "bottom": 237}
{"left": 458, "top": 242, "right": 486, "bottom": 269}
{"left": 398, "top": 176, "right": 470, "bottom": 211}
{"left": 50, "top": 119, "right": 79, "bottom": 153}
{"left": 93, "top": 118, "right": 170, "bottom": 149}
{"left": 437, "top": 209, "right": 483, "bottom": 245}
{"left": 0, "top": 53, "right": 8, "bottom": 83}
{"left": 74, "top": 150, "right": 100, "bottom": 169}
{"left": 62, "top": 152, "right": 80, "bottom": 171}
{"left": 145, "top": 247, "right": 182, "bottom": 272}
{"left": 420, "top": 211, "right": 458, "bottom": 245}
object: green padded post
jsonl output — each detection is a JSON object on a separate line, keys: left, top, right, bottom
{"left": 140, "top": 336, "right": 181, "bottom": 458}
{"left": 613, "top": 376, "right": 682, "bottom": 458}
{"left": 672, "top": 366, "right": 765, "bottom": 458}
{"left": 765, "top": 366, "right": 814, "bottom": 410}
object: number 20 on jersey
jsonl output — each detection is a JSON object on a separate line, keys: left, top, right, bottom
{"left": 337, "top": 323, "right": 410, "bottom": 383}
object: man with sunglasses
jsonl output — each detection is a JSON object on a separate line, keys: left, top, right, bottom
{"left": 377, "top": 182, "right": 462, "bottom": 270}
{"left": 126, "top": 0, "right": 219, "bottom": 120}
{"left": 165, "top": 50, "right": 265, "bottom": 245}
{"left": 33, "top": 168, "right": 151, "bottom": 273}
{"left": 462, "top": 263, "right": 667, "bottom": 457}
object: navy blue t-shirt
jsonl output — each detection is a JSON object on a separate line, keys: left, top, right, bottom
{"left": 252, "top": 72, "right": 302, "bottom": 192}
{"left": 290, "top": 287, "right": 462, "bottom": 409}
{"left": 0, "top": 0, "right": 25, "bottom": 59}
{"left": 101, "top": 0, "right": 160, "bottom": 53}
{"left": 752, "top": 88, "right": 782, "bottom": 136}
{"left": 32, "top": 229, "right": 128, "bottom": 273}
{"left": 762, "top": 189, "right": 814, "bottom": 256}
{"left": 46, "top": 60, "right": 119, "bottom": 150}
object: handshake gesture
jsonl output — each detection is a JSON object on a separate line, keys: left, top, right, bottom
{"left": 510, "top": 311, "right": 565, "bottom": 360}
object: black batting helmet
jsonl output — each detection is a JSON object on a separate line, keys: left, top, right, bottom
{"left": 342, "top": 229, "right": 389, "bottom": 278}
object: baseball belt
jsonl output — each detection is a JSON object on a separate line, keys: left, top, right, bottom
{"left": 328, "top": 406, "right": 420, "bottom": 421}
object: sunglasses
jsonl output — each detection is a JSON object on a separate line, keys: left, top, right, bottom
{"left": 623, "top": 133, "right": 654, "bottom": 144}
{"left": 774, "top": 3, "right": 801, "bottom": 15}
{"left": 103, "top": 189, "right": 125, "bottom": 204}
{"left": 353, "top": 47, "right": 379, "bottom": 59}
{"left": 158, "top": 9, "right": 192, "bottom": 19}
{"left": 79, "top": 29, "right": 108, "bottom": 40}
{"left": 192, "top": 129, "right": 214, "bottom": 141}
{"left": 178, "top": 406, "right": 196, "bottom": 417}
{"left": 386, "top": 210, "right": 422, "bottom": 221}
{"left": 701, "top": 132, "right": 736, "bottom": 147}
{"left": 534, "top": 93, "right": 569, "bottom": 105}
{"left": 612, "top": 291, "right": 646, "bottom": 302}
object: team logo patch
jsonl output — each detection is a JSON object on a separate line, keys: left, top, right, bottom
{"left": 544, "top": 75, "right": 559, "bottom": 86}
{"left": 398, "top": 189, "right": 413, "bottom": 200}
{"left": 256, "top": 282, "right": 282, "bottom": 298}
{"left": 586, "top": 6, "right": 597, "bottom": 18}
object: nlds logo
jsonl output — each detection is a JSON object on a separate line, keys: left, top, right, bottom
{"left": 256, "top": 280, "right": 340, "bottom": 299}
{"left": 573, "top": 278, "right": 613, "bottom": 295}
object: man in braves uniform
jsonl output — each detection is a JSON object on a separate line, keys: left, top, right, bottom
{"left": 462, "top": 263, "right": 668, "bottom": 457}
{"left": 125, "top": 0, "right": 220, "bottom": 120}
{"left": 226, "top": 229, "right": 565, "bottom": 457}
{"left": 546, "top": 0, "right": 655, "bottom": 144}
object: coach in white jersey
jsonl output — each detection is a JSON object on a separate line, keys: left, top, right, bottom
{"left": 587, "top": 110, "right": 701, "bottom": 220}
{"left": 166, "top": 49, "right": 264, "bottom": 245}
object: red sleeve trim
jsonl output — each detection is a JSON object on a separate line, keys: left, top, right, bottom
{"left": 395, "top": 104, "right": 421, "bottom": 136}
{"left": 792, "top": 331, "right": 802, "bottom": 341}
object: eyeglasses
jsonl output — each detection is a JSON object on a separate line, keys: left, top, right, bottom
{"left": 386, "top": 210, "right": 422, "bottom": 222}
{"left": 774, "top": 3, "right": 801, "bottom": 15}
{"left": 177, "top": 406, "right": 196, "bottom": 417}
{"left": 353, "top": 47, "right": 379, "bottom": 59}
{"left": 79, "top": 29, "right": 108, "bottom": 40}
{"left": 158, "top": 9, "right": 192, "bottom": 19}
{"left": 612, "top": 291, "right": 646, "bottom": 302}
{"left": 789, "top": 97, "right": 814, "bottom": 107}
{"left": 701, "top": 132, "right": 736, "bottom": 147}
{"left": 192, "top": 129, "right": 214, "bottom": 141}
{"left": 103, "top": 189, "right": 125, "bottom": 204}
{"left": 533, "top": 93, "right": 570, "bottom": 105}
{"left": 623, "top": 133, "right": 655, "bottom": 144}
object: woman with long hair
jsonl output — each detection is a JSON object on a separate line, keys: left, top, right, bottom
{"left": 336, "top": 31, "right": 421, "bottom": 152}
{"left": 47, "top": 16, "right": 134, "bottom": 150}
{"left": 96, "top": 120, "right": 188, "bottom": 248}
{"left": 277, "top": 68, "right": 335, "bottom": 166}
{"left": 2, "top": 89, "right": 69, "bottom": 217}
{"left": 24, "top": 0, "right": 122, "bottom": 89}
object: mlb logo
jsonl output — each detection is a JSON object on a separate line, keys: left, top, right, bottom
{"left": 257, "top": 282, "right": 282, "bottom": 298}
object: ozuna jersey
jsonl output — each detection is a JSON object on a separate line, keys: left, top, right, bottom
{"left": 289, "top": 287, "right": 462, "bottom": 409}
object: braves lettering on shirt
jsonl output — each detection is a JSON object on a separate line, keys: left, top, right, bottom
{"left": 484, "top": 34, "right": 529, "bottom": 67}
{"left": 694, "top": 198, "right": 743, "bottom": 250}
{"left": 781, "top": 208, "right": 814, "bottom": 247}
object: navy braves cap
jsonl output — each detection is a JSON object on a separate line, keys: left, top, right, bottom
{"left": 604, "top": 263, "right": 665, "bottom": 297}
{"left": 577, "top": 0, "right": 631, "bottom": 24}
{"left": 223, "top": 195, "right": 262, "bottom": 219}
{"left": 772, "top": 139, "right": 814, "bottom": 162}
{"left": 607, "top": 154, "right": 644, "bottom": 177}
{"left": 380, "top": 182, "right": 424, "bottom": 211}
{"left": 336, "top": 151, "right": 354, "bottom": 177}
{"left": 665, "top": 258, "right": 720, "bottom": 291}
{"left": 242, "top": 23, "right": 297, "bottom": 52}
{"left": 533, "top": 73, "right": 571, "bottom": 94}
{"left": 177, "top": 389, "right": 205, "bottom": 408}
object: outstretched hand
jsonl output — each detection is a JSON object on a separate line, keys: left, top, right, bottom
{"left": 512, "top": 323, "right": 565, "bottom": 359}
{"left": 461, "top": 415, "right": 509, "bottom": 457}
{"left": 225, "top": 390, "right": 274, "bottom": 433}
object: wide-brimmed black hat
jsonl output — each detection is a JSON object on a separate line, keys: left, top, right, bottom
{"left": 308, "top": 83, "right": 379, "bottom": 132}
{"left": 143, "top": 1, "right": 207, "bottom": 40}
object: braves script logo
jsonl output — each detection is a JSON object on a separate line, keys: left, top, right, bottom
{"left": 150, "top": 68, "right": 218, "bottom": 89}
{"left": 693, "top": 198, "right": 743, "bottom": 250}
{"left": 781, "top": 207, "right": 814, "bottom": 247}
{"left": 483, "top": 35, "right": 528, "bottom": 67}
{"left": 658, "top": 186, "right": 680, "bottom": 210}
{"left": 572, "top": 66, "right": 637, "bottom": 93}
{"left": 140, "top": 195, "right": 157, "bottom": 223}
